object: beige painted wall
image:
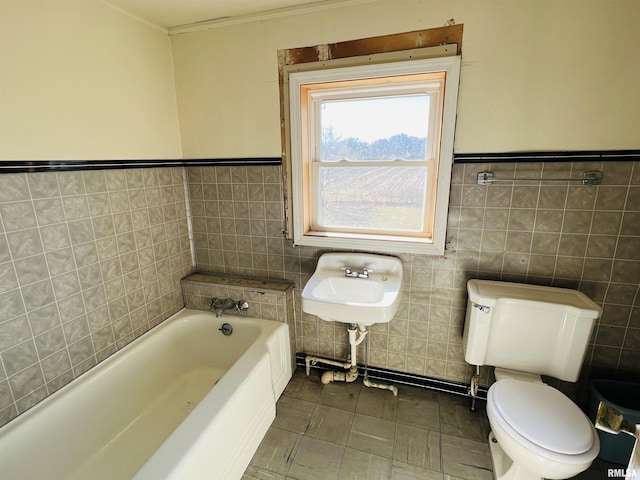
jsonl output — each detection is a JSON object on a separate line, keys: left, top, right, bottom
{"left": 171, "top": 0, "right": 640, "bottom": 157}
{"left": 0, "top": 0, "right": 182, "bottom": 160}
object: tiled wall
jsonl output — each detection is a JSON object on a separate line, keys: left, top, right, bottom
{"left": 0, "top": 167, "right": 193, "bottom": 427}
{"left": 3, "top": 160, "right": 636, "bottom": 427}
{"left": 187, "top": 161, "right": 640, "bottom": 395}
{"left": 187, "top": 165, "right": 290, "bottom": 277}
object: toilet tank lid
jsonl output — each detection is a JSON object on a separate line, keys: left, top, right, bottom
{"left": 467, "top": 280, "right": 601, "bottom": 318}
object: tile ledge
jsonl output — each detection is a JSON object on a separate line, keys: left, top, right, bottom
{"left": 182, "top": 271, "right": 294, "bottom": 292}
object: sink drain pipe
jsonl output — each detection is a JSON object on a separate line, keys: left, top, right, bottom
{"left": 305, "top": 323, "right": 366, "bottom": 385}
{"left": 304, "top": 323, "right": 398, "bottom": 396}
{"left": 362, "top": 325, "right": 398, "bottom": 396}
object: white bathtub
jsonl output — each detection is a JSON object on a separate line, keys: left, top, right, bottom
{"left": 0, "top": 309, "right": 292, "bottom": 480}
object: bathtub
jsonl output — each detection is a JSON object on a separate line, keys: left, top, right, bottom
{"left": 0, "top": 309, "right": 292, "bottom": 480}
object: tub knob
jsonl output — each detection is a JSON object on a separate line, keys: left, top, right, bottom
{"left": 236, "top": 300, "right": 249, "bottom": 313}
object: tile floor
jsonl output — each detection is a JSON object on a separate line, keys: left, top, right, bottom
{"left": 242, "top": 369, "right": 619, "bottom": 480}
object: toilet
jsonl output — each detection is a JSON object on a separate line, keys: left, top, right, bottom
{"left": 463, "top": 280, "right": 602, "bottom": 480}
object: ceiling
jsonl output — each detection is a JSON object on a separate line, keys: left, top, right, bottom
{"left": 106, "top": 0, "right": 338, "bottom": 29}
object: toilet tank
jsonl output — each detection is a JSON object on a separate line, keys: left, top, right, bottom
{"left": 463, "top": 280, "right": 601, "bottom": 382}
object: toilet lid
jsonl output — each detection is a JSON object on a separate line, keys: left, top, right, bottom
{"left": 490, "top": 379, "right": 594, "bottom": 455}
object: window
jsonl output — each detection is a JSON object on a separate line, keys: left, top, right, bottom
{"left": 288, "top": 56, "right": 460, "bottom": 255}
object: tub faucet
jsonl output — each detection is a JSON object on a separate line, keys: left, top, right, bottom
{"left": 210, "top": 298, "right": 249, "bottom": 318}
{"left": 211, "top": 298, "right": 237, "bottom": 318}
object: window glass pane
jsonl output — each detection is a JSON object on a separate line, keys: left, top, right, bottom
{"left": 320, "top": 95, "right": 429, "bottom": 162}
{"left": 317, "top": 166, "right": 427, "bottom": 232}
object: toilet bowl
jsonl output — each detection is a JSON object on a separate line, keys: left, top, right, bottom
{"left": 486, "top": 378, "right": 599, "bottom": 480}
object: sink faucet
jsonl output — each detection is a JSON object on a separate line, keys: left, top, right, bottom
{"left": 342, "top": 266, "right": 373, "bottom": 279}
{"left": 210, "top": 298, "right": 249, "bottom": 318}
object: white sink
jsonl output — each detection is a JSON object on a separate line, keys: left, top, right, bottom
{"left": 302, "top": 253, "right": 403, "bottom": 326}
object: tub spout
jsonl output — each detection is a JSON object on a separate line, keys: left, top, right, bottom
{"left": 210, "top": 297, "right": 238, "bottom": 318}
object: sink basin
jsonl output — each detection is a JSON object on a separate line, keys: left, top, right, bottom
{"left": 302, "top": 253, "right": 403, "bottom": 326}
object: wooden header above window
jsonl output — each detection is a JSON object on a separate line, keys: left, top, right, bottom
{"left": 278, "top": 24, "right": 464, "bottom": 67}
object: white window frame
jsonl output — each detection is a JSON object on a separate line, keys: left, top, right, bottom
{"left": 308, "top": 78, "right": 442, "bottom": 237}
{"left": 288, "top": 55, "right": 460, "bottom": 255}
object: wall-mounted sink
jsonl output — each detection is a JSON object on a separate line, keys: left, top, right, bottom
{"left": 302, "top": 253, "right": 403, "bottom": 326}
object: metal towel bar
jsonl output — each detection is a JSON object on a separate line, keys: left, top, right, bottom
{"left": 476, "top": 170, "right": 603, "bottom": 186}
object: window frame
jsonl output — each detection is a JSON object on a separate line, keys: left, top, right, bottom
{"left": 288, "top": 55, "right": 461, "bottom": 255}
{"left": 307, "top": 75, "right": 443, "bottom": 238}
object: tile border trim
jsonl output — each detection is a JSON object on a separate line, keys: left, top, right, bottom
{"left": 0, "top": 158, "right": 283, "bottom": 174}
{"left": 1, "top": 149, "right": 638, "bottom": 174}
{"left": 453, "top": 149, "right": 640, "bottom": 163}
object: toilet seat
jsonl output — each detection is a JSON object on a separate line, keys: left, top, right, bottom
{"left": 488, "top": 379, "right": 595, "bottom": 459}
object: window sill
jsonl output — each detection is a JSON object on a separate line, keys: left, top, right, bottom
{"left": 293, "top": 230, "right": 445, "bottom": 255}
